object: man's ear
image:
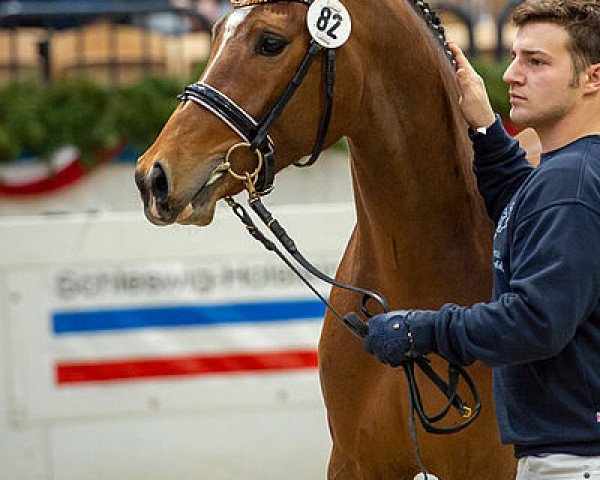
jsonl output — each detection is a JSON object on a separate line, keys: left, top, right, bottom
{"left": 584, "top": 63, "right": 600, "bottom": 94}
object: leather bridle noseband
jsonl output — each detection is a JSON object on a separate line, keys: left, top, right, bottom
{"left": 177, "top": 0, "right": 478, "bottom": 477}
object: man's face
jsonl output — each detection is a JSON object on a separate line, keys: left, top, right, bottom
{"left": 503, "top": 22, "right": 583, "bottom": 129}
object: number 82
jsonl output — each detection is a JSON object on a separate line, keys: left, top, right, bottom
{"left": 316, "top": 6, "right": 343, "bottom": 40}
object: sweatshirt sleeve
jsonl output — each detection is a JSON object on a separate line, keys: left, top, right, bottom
{"left": 409, "top": 201, "right": 600, "bottom": 367}
{"left": 472, "top": 115, "right": 534, "bottom": 223}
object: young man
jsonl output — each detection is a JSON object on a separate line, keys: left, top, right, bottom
{"left": 364, "top": 1, "right": 600, "bottom": 478}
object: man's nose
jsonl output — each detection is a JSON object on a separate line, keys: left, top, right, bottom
{"left": 503, "top": 59, "right": 523, "bottom": 85}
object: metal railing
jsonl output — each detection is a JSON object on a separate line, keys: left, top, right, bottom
{"left": 432, "top": 0, "right": 523, "bottom": 59}
{"left": 495, "top": 0, "right": 522, "bottom": 60}
{"left": 0, "top": 0, "right": 214, "bottom": 83}
{"left": 434, "top": 2, "right": 477, "bottom": 57}
{"left": 0, "top": 0, "right": 523, "bottom": 84}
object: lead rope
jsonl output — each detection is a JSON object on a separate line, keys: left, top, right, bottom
{"left": 225, "top": 191, "right": 385, "bottom": 332}
{"left": 224, "top": 195, "right": 347, "bottom": 321}
{"left": 406, "top": 361, "right": 430, "bottom": 478}
{"left": 225, "top": 180, "right": 481, "bottom": 478}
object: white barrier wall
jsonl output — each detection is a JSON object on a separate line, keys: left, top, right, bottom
{"left": 0, "top": 202, "right": 355, "bottom": 480}
{"left": 0, "top": 152, "right": 353, "bottom": 216}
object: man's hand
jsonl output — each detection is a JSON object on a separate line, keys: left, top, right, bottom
{"left": 448, "top": 42, "right": 496, "bottom": 130}
{"left": 364, "top": 311, "right": 414, "bottom": 367}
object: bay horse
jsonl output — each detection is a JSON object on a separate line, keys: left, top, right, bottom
{"left": 135, "top": 0, "right": 517, "bottom": 478}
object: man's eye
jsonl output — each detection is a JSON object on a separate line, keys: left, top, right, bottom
{"left": 530, "top": 58, "right": 544, "bottom": 66}
{"left": 255, "top": 34, "right": 288, "bottom": 56}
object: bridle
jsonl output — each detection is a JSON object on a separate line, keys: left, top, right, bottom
{"left": 177, "top": 0, "right": 478, "bottom": 476}
{"left": 178, "top": 0, "right": 336, "bottom": 196}
{"left": 178, "top": 0, "right": 454, "bottom": 195}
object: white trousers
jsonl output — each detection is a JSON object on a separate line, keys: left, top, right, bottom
{"left": 516, "top": 454, "right": 600, "bottom": 480}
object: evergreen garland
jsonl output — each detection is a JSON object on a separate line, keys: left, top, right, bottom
{"left": 0, "top": 60, "right": 510, "bottom": 165}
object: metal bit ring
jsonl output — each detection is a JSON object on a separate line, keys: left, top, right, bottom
{"left": 225, "top": 142, "right": 264, "bottom": 182}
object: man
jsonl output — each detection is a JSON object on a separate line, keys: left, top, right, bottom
{"left": 364, "top": 1, "right": 600, "bottom": 478}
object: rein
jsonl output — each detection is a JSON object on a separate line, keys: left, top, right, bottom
{"left": 226, "top": 182, "right": 481, "bottom": 476}
{"left": 178, "top": 0, "right": 480, "bottom": 475}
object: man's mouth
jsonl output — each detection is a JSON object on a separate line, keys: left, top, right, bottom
{"left": 509, "top": 92, "right": 527, "bottom": 103}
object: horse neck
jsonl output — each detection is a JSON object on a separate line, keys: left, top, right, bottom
{"left": 344, "top": 15, "right": 493, "bottom": 305}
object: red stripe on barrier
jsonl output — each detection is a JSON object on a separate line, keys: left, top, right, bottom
{"left": 56, "top": 349, "right": 319, "bottom": 385}
{"left": 0, "top": 144, "right": 124, "bottom": 197}
{"left": 0, "top": 158, "right": 86, "bottom": 196}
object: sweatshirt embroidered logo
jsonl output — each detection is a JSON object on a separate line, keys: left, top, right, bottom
{"left": 493, "top": 250, "right": 504, "bottom": 272}
{"left": 495, "top": 200, "right": 515, "bottom": 238}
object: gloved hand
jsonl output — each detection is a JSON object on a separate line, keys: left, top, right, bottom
{"left": 364, "top": 311, "right": 415, "bottom": 367}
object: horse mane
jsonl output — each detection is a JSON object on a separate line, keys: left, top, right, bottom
{"left": 406, "top": 0, "right": 455, "bottom": 67}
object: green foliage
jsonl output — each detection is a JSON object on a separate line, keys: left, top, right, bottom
{"left": 38, "top": 78, "right": 120, "bottom": 166}
{"left": 472, "top": 58, "right": 512, "bottom": 119}
{"left": 0, "top": 80, "right": 46, "bottom": 161}
{"left": 112, "top": 76, "right": 181, "bottom": 152}
{"left": 0, "top": 61, "right": 510, "bottom": 164}
{"left": 0, "top": 75, "right": 181, "bottom": 165}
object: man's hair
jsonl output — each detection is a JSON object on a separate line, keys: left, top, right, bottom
{"left": 513, "top": 0, "right": 600, "bottom": 81}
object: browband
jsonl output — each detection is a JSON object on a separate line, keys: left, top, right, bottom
{"left": 231, "top": 0, "right": 312, "bottom": 7}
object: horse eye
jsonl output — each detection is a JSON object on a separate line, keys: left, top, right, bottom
{"left": 255, "top": 33, "right": 288, "bottom": 57}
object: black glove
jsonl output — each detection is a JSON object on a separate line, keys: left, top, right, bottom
{"left": 364, "top": 311, "right": 416, "bottom": 367}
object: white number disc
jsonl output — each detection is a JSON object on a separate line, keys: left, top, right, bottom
{"left": 307, "top": 0, "right": 352, "bottom": 49}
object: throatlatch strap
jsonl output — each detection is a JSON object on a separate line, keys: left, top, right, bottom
{"left": 296, "top": 48, "right": 336, "bottom": 167}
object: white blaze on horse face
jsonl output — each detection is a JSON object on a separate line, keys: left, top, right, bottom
{"left": 182, "top": 8, "right": 252, "bottom": 111}
{"left": 200, "top": 8, "right": 253, "bottom": 84}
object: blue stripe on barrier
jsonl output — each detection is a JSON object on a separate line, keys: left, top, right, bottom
{"left": 52, "top": 299, "right": 326, "bottom": 335}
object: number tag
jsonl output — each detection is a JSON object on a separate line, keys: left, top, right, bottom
{"left": 307, "top": 0, "right": 352, "bottom": 49}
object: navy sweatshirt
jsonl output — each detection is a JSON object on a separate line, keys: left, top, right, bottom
{"left": 410, "top": 116, "right": 600, "bottom": 457}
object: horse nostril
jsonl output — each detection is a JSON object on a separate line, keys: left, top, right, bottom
{"left": 134, "top": 169, "right": 147, "bottom": 193}
{"left": 148, "top": 163, "right": 169, "bottom": 204}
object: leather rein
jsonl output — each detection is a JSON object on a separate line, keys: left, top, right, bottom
{"left": 177, "top": 0, "right": 481, "bottom": 474}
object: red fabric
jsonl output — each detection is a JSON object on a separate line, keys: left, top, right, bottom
{"left": 503, "top": 118, "right": 521, "bottom": 137}
{"left": 0, "top": 144, "right": 123, "bottom": 197}
{"left": 56, "top": 349, "right": 319, "bottom": 385}
{"left": 0, "top": 158, "right": 86, "bottom": 196}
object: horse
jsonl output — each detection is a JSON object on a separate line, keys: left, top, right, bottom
{"left": 134, "top": 0, "right": 517, "bottom": 478}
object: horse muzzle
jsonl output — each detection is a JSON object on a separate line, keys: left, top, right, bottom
{"left": 134, "top": 158, "right": 228, "bottom": 227}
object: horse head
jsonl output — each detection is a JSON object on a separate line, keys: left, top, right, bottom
{"left": 135, "top": 0, "right": 363, "bottom": 227}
